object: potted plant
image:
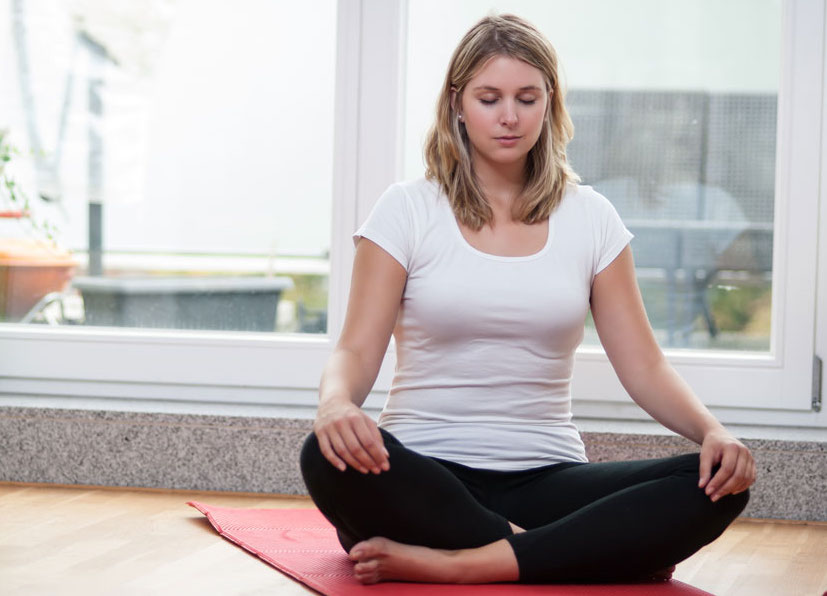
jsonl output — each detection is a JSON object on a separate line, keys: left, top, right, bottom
{"left": 0, "top": 129, "right": 76, "bottom": 322}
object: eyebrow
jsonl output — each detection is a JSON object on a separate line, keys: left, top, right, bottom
{"left": 471, "top": 85, "right": 543, "bottom": 92}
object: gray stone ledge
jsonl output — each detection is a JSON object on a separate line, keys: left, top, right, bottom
{"left": 1, "top": 406, "right": 824, "bottom": 521}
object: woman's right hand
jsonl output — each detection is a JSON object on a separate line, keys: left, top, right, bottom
{"left": 313, "top": 398, "right": 390, "bottom": 474}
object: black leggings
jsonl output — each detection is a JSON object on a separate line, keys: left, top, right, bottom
{"left": 300, "top": 429, "right": 749, "bottom": 583}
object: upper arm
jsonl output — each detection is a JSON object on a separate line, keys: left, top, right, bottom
{"left": 590, "top": 245, "right": 664, "bottom": 385}
{"left": 337, "top": 237, "right": 408, "bottom": 380}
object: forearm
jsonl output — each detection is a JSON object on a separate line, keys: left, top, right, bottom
{"left": 316, "top": 347, "right": 389, "bottom": 474}
{"left": 319, "top": 347, "right": 377, "bottom": 409}
{"left": 620, "top": 357, "right": 726, "bottom": 445}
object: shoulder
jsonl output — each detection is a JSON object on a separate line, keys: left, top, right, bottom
{"left": 560, "top": 183, "right": 615, "bottom": 211}
{"left": 389, "top": 177, "right": 442, "bottom": 203}
{"left": 558, "top": 183, "right": 625, "bottom": 223}
{"left": 378, "top": 177, "right": 444, "bottom": 218}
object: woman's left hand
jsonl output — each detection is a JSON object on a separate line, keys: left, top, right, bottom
{"left": 698, "top": 429, "right": 756, "bottom": 502}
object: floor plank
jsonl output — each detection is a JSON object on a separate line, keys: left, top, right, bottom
{"left": 1, "top": 482, "right": 824, "bottom": 595}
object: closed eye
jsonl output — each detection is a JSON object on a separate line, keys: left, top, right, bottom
{"left": 479, "top": 98, "right": 537, "bottom": 106}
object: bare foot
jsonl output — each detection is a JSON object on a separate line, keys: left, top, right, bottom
{"left": 348, "top": 537, "right": 460, "bottom": 584}
{"left": 348, "top": 536, "right": 520, "bottom": 584}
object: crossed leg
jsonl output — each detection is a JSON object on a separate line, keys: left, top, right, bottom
{"left": 299, "top": 431, "right": 749, "bottom": 584}
{"left": 300, "top": 430, "right": 514, "bottom": 551}
{"left": 493, "top": 454, "right": 749, "bottom": 582}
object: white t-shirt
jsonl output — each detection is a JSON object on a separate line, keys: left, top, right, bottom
{"left": 353, "top": 177, "right": 633, "bottom": 471}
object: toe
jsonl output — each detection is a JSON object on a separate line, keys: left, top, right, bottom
{"left": 355, "top": 572, "right": 379, "bottom": 585}
{"left": 354, "top": 559, "right": 379, "bottom": 573}
{"left": 356, "top": 537, "right": 389, "bottom": 559}
{"left": 348, "top": 540, "right": 373, "bottom": 561}
{"left": 354, "top": 561, "right": 380, "bottom": 584}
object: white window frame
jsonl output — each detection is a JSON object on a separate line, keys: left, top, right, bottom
{"left": 1, "top": 0, "right": 825, "bottom": 429}
{"left": 572, "top": 0, "right": 824, "bottom": 423}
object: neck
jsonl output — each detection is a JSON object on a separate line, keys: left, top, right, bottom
{"left": 471, "top": 151, "right": 527, "bottom": 215}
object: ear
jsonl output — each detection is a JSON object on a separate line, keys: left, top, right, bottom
{"left": 450, "top": 86, "right": 459, "bottom": 113}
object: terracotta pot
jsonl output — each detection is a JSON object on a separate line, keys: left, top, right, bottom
{"left": 0, "top": 209, "right": 31, "bottom": 219}
{"left": 0, "top": 238, "right": 77, "bottom": 321}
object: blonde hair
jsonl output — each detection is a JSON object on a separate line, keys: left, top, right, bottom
{"left": 423, "top": 14, "right": 580, "bottom": 230}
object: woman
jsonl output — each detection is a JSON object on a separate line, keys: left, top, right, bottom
{"left": 300, "top": 13, "right": 754, "bottom": 585}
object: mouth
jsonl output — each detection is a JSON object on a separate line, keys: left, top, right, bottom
{"left": 495, "top": 135, "right": 522, "bottom": 146}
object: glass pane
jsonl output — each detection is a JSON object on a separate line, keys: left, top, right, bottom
{"left": 404, "top": 0, "right": 779, "bottom": 351}
{"left": 0, "top": 0, "right": 335, "bottom": 334}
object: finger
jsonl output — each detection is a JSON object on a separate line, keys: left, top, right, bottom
{"left": 363, "top": 417, "right": 390, "bottom": 469}
{"left": 317, "top": 432, "right": 347, "bottom": 472}
{"left": 712, "top": 453, "right": 749, "bottom": 501}
{"left": 352, "top": 417, "right": 389, "bottom": 473}
{"left": 369, "top": 420, "right": 391, "bottom": 469}
{"left": 345, "top": 422, "right": 382, "bottom": 471}
{"left": 337, "top": 419, "right": 380, "bottom": 473}
{"left": 737, "top": 457, "right": 757, "bottom": 494}
{"left": 706, "top": 446, "right": 739, "bottom": 498}
{"left": 328, "top": 429, "right": 370, "bottom": 473}
{"left": 698, "top": 447, "right": 716, "bottom": 489}
{"left": 733, "top": 455, "right": 754, "bottom": 495}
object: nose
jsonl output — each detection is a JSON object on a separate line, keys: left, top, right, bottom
{"left": 500, "top": 100, "right": 518, "bottom": 127}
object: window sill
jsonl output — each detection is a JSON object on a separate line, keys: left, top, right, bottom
{"left": 0, "top": 402, "right": 823, "bottom": 521}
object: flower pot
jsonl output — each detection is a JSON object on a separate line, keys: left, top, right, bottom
{"left": 0, "top": 238, "right": 77, "bottom": 321}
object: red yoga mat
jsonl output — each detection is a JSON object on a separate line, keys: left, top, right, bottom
{"left": 187, "top": 501, "right": 712, "bottom": 596}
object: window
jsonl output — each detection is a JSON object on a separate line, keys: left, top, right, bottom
{"left": 400, "top": 0, "right": 819, "bottom": 415}
{"left": 0, "top": 0, "right": 823, "bottom": 427}
{"left": 1, "top": 0, "right": 335, "bottom": 335}
{"left": 405, "top": 0, "right": 780, "bottom": 352}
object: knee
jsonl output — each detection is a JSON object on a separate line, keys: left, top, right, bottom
{"left": 689, "top": 488, "right": 749, "bottom": 546}
{"left": 666, "top": 452, "right": 704, "bottom": 479}
{"left": 674, "top": 458, "right": 749, "bottom": 520}
{"left": 299, "top": 432, "right": 334, "bottom": 488}
{"left": 718, "top": 488, "right": 750, "bottom": 520}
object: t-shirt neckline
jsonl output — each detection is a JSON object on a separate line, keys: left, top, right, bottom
{"left": 446, "top": 200, "right": 555, "bottom": 262}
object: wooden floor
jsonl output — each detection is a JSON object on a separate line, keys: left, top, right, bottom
{"left": 1, "top": 483, "right": 825, "bottom": 596}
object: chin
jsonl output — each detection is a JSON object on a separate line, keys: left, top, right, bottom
{"left": 490, "top": 153, "right": 529, "bottom": 165}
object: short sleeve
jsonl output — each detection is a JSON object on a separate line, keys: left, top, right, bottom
{"left": 592, "top": 191, "right": 634, "bottom": 276}
{"left": 352, "top": 183, "right": 414, "bottom": 271}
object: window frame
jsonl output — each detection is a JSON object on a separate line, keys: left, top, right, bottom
{"left": 570, "top": 0, "right": 822, "bottom": 416}
{"left": 1, "top": 0, "right": 824, "bottom": 428}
